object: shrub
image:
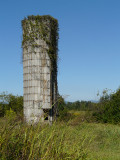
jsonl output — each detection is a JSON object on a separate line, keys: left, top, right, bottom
{"left": 57, "top": 96, "right": 71, "bottom": 121}
{"left": 5, "top": 108, "right": 16, "bottom": 122}
{"left": 93, "top": 89, "right": 120, "bottom": 124}
{"left": 0, "top": 92, "right": 23, "bottom": 117}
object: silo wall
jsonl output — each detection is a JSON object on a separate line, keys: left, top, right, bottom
{"left": 22, "top": 15, "right": 58, "bottom": 123}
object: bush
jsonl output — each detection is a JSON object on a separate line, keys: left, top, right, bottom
{"left": 93, "top": 89, "right": 120, "bottom": 124}
{"left": 5, "top": 108, "right": 16, "bottom": 122}
{"left": 0, "top": 92, "right": 23, "bottom": 117}
{"left": 57, "top": 96, "right": 70, "bottom": 121}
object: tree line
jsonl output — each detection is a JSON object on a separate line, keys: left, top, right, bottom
{"left": 1, "top": 88, "right": 120, "bottom": 124}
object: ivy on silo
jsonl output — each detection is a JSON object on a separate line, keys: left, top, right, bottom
{"left": 21, "top": 15, "right": 59, "bottom": 74}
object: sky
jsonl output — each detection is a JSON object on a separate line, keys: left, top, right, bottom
{"left": 0, "top": 0, "right": 120, "bottom": 102}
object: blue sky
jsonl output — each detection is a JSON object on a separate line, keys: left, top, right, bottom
{"left": 0, "top": 0, "right": 120, "bottom": 102}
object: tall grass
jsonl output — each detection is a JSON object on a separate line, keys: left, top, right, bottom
{"left": 0, "top": 115, "right": 90, "bottom": 160}
{"left": 1, "top": 111, "right": 120, "bottom": 160}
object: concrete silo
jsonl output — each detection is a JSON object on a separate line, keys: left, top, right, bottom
{"left": 22, "top": 15, "right": 58, "bottom": 123}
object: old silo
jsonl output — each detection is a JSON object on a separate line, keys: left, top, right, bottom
{"left": 22, "top": 15, "right": 58, "bottom": 123}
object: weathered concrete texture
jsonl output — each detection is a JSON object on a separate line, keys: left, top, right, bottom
{"left": 22, "top": 16, "right": 58, "bottom": 124}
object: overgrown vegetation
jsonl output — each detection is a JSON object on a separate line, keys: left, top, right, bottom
{"left": 22, "top": 15, "right": 59, "bottom": 73}
{"left": 1, "top": 88, "right": 120, "bottom": 159}
{"left": 66, "top": 100, "right": 96, "bottom": 111}
{"left": 0, "top": 92, "right": 23, "bottom": 117}
{"left": 93, "top": 88, "right": 120, "bottom": 124}
{"left": 1, "top": 88, "right": 120, "bottom": 124}
{"left": 0, "top": 116, "right": 89, "bottom": 160}
{"left": 1, "top": 110, "right": 120, "bottom": 159}
{"left": 61, "top": 88, "right": 120, "bottom": 124}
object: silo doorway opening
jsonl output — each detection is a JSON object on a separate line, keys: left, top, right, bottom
{"left": 43, "top": 109, "right": 49, "bottom": 120}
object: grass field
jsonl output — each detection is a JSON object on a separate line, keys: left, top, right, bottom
{"left": 0, "top": 111, "right": 120, "bottom": 160}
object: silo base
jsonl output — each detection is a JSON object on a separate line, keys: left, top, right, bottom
{"left": 24, "top": 108, "right": 54, "bottom": 124}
